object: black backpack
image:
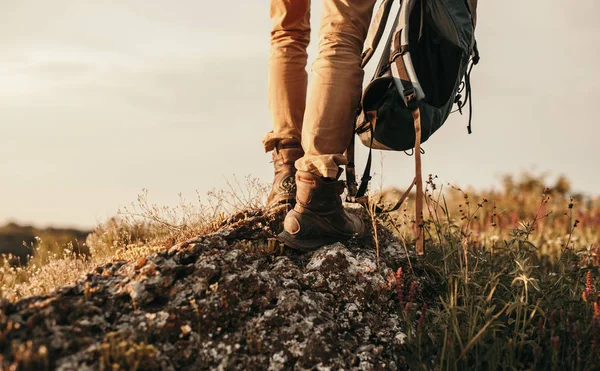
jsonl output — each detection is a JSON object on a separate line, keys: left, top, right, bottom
{"left": 346, "top": 0, "right": 479, "bottom": 254}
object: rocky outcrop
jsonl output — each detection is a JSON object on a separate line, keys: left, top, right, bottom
{"left": 0, "top": 211, "right": 423, "bottom": 370}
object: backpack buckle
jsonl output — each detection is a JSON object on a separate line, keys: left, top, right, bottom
{"left": 404, "top": 88, "right": 418, "bottom": 110}
{"left": 389, "top": 44, "right": 409, "bottom": 63}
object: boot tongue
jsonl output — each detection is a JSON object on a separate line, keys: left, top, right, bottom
{"left": 316, "top": 177, "right": 345, "bottom": 198}
{"left": 297, "top": 172, "right": 344, "bottom": 213}
{"left": 332, "top": 180, "right": 345, "bottom": 196}
{"left": 322, "top": 168, "right": 345, "bottom": 195}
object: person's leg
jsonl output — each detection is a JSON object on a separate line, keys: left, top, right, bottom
{"left": 295, "top": 0, "right": 377, "bottom": 179}
{"left": 263, "top": 0, "right": 311, "bottom": 152}
{"left": 264, "top": 0, "right": 310, "bottom": 209}
{"left": 279, "top": 0, "right": 377, "bottom": 250}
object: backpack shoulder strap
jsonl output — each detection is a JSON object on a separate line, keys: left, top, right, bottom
{"left": 361, "top": 0, "right": 395, "bottom": 68}
{"left": 389, "top": 0, "right": 424, "bottom": 104}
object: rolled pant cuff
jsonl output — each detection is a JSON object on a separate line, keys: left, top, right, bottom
{"left": 295, "top": 155, "right": 347, "bottom": 179}
{"left": 262, "top": 131, "right": 300, "bottom": 152}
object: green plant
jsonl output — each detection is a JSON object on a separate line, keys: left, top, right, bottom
{"left": 380, "top": 174, "right": 600, "bottom": 370}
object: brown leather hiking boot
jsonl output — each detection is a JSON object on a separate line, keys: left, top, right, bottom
{"left": 278, "top": 170, "right": 365, "bottom": 251}
{"left": 266, "top": 139, "right": 304, "bottom": 210}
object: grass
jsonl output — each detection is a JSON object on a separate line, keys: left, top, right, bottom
{"left": 0, "top": 175, "right": 268, "bottom": 300}
{"left": 0, "top": 223, "right": 89, "bottom": 265}
{"left": 97, "top": 332, "right": 157, "bottom": 371}
{"left": 378, "top": 173, "right": 600, "bottom": 370}
{"left": 1, "top": 172, "right": 599, "bottom": 370}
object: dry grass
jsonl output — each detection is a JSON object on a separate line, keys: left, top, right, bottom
{"left": 97, "top": 332, "right": 157, "bottom": 371}
{"left": 0, "top": 175, "right": 268, "bottom": 300}
{"left": 381, "top": 172, "right": 599, "bottom": 263}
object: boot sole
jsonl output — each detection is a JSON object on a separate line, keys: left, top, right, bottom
{"left": 277, "top": 230, "right": 341, "bottom": 252}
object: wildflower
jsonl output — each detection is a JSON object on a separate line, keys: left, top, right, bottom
{"left": 551, "top": 336, "right": 560, "bottom": 352}
{"left": 408, "top": 281, "right": 418, "bottom": 303}
{"left": 417, "top": 303, "right": 428, "bottom": 335}
{"left": 537, "top": 317, "right": 545, "bottom": 336}
{"left": 395, "top": 267, "right": 402, "bottom": 281}
{"left": 550, "top": 310, "right": 557, "bottom": 330}
{"left": 395, "top": 267, "right": 404, "bottom": 307}
{"left": 385, "top": 271, "right": 395, "bottom": 290}
{"left": 586, "top": 271, "right": 593, "bottom": 298}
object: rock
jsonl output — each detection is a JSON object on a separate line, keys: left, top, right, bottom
{"left": 0, "top": 210, "right": 419, "bottom": 370}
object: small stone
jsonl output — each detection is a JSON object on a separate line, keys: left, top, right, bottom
{"left": 135, "top": 256, "right": 148, "bottom": 270}
{"left": 181, "top": 325, "right": 192, "bottom": 335}
{"left": 38, "top": 345, "right": 48, "bottom": 356}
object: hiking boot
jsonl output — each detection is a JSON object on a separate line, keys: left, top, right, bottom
{"left": 266, "top": 138, "right": 304, "bottom": 210}
{"left": 278, "top": 170, "right": 365, "bottom": 251}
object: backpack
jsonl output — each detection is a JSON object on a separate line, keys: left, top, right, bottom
{"left": 345, "top": 0, "right": 479, "bottom": 254}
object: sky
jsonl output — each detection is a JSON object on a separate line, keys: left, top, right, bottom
{"left": 1, "top": 0, "right": 599, "bottom": 229}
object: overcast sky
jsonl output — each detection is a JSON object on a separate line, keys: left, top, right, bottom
{"left": 1, "top": 0, "right": 599, "bottom": 228}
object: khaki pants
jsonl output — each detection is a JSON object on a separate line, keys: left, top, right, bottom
{"left": 263, "top": 0, "right": 377, "bottom": 179}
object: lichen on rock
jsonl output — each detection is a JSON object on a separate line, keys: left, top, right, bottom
{"left": 0, "top": 211, "right": 418, "bottom": 370}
